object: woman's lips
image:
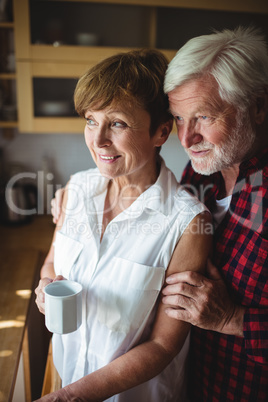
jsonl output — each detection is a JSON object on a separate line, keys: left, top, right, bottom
{"left": 99, "top": 154, "right": 121, "bottom": 163}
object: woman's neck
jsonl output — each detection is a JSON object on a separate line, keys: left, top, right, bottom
{"left": 110, "top": 158, "right": 161, "bottom": 203}
{"left": 100, "top": 159, "right": 161, "bottom": 241}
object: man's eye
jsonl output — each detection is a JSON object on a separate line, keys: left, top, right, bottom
{"left": 175, "top": 116, "right": 183, "bottom": 124}
{"left": 199, "top": 115, "right": 212, "bottom": 121}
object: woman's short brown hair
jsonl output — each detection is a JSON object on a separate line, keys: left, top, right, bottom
{"left": 74, "top": 49, "right": 172, "bottom": 135}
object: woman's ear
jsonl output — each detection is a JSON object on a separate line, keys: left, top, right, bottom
{"left": 154, "top": 119, "right": 173, "bottom": 147}
{"left": 253, "top": 89, "right": 268, "bottom": 124}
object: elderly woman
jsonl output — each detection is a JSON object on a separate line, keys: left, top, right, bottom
{"left": 35, "top": 49, "right": 212, "bottom": 402}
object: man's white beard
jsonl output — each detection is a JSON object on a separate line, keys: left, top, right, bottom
{"left": 185, "top": 110, "right": 256, "bottom": 176}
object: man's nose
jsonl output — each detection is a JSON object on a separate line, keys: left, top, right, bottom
{"left": 178, "top": 121, "right": 203, "bottom": 149}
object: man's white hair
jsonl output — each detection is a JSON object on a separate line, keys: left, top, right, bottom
{"left": 164, "top": 26, "right": 268, "bottom": 110}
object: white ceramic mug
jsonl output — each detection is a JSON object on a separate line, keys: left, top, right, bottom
{"left": 44, "top": 280, "right": 82, "bottom": 334}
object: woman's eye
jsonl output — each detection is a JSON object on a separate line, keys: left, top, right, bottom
{"left": 113, "top": 121, "right": 126, "bottom": 128}
{"left": 86, "top": 118, "right": 96, "bottom": 126}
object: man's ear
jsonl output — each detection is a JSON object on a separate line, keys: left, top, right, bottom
{"left": 155, "top": 119, "right": 173, "bottom": 147}
{"left": 253, "top": 88, "right": 268, "bottom": 124}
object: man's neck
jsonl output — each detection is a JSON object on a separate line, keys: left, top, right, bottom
{"left": 219, "top": 164, "right": 240, "bottom": 199}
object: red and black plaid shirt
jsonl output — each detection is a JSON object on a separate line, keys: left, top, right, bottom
{"left": 181, "top": 147, "right": 268, "bottom": 401}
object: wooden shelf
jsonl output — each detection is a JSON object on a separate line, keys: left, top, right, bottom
{"left": 0, "top": 21, "right": 14, "bottom": 29}
{"left": 0, "top": 73, "right": 16, "bottom": 79}
{"left": 0, "top": 121, "right": 18, "bottom": 128}
{"left": 27, "top": 44, "right": 176, "bottom": 64}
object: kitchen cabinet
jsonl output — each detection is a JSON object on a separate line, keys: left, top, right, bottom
{"left": 15, "top": 60, "right": 88, "bottom": 133}
{"left": 0, "top": 16, "right": 18, "bottom": 130}
{"left": 13, "top": 0, "right": 268, "bottom": 134}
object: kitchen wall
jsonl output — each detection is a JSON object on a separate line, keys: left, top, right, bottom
{"left": 0, "top": 129, "right": 189, "bottom": 188}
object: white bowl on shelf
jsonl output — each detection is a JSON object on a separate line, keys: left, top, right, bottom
{"left": 76, "top": 33, "right": 99, "bottom": 46}
{"left": 38, "top": 101, "right": 71, "bottom": 116}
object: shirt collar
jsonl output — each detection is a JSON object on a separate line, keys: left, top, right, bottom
{"left": 201, "top": 146, "right": 268, "bottom": 208}
{"left": 137, "top": 157, "right": 179, "bottom": 216}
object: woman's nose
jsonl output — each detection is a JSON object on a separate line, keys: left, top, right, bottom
{"left": 94, "top": 126, "right": 111, "bottom": 148}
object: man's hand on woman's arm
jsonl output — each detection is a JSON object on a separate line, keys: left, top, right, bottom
{"left": 162, "top": 259, "right": 245, "bottom": 337}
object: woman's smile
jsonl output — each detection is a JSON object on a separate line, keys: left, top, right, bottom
{"left": 98, "top": 154, "right": 121, "bottom": 162}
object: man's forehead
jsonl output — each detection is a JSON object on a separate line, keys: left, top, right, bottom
{"left": 168, "top": 79, "right": 226, "bottom": 114}
{"left": 169, "top": 77, "right": 217, "bottom": 100}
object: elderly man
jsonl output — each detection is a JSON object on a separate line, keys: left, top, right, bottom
{"left": 162, "top": 26, "right": 268, "bottom": 401}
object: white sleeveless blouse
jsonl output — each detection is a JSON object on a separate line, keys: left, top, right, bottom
{"left": 52, "top": 159, "right": 207, "bottom": 401}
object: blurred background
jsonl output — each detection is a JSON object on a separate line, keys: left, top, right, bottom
{"left": 1, "top": 2, "right": 268, "bottom": 401}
